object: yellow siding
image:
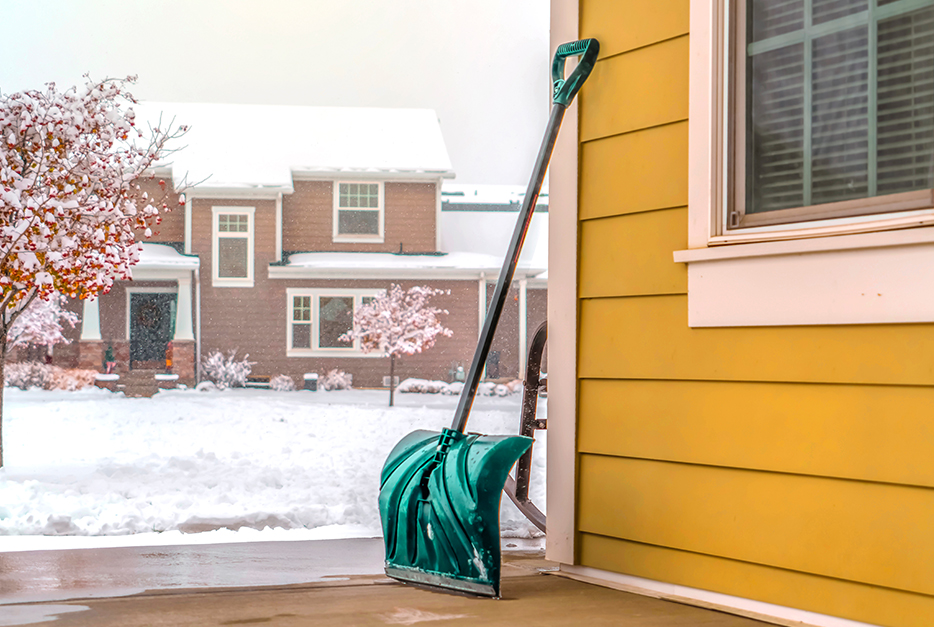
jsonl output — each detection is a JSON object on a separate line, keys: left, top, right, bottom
{"left": 579, "top": 535, "right": 934, "bottom": 627}
{"left": 581, "top": 0, "right": 689, "bottom": 59}
{"left": 580, "top": 122, "right": 688, "bottom": 219}
{"left": 574, "top": 1, "right": 934, "bottom": 624}
{"left": 579, "top": 209, "right": 687, "bottom": 298}
{"left": 579, "top": 379, "right": 934, "bottom": 488}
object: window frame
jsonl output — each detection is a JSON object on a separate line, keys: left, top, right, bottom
{"left": 727, "top": 0, "right": 934, "bottom": 231}
{"left": 332, "top": 181, "right": 385, "bottom": 243}
{"left": 211, "top": 206, "right": 255, "bottom": 288}
{"left": 285, "top": 288, "right": 384, "bottom": 357}
{"left": 677, "top": 0, "right": 934, "bottom": 327}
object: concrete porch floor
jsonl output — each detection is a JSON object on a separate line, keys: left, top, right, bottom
{"left": 0, "top": 541, "right": 769, "bottom": 627}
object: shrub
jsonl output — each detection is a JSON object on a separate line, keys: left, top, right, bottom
{"left": 201, "top": 350, "right": 255, "bottom": 390}
{"left": 320, "top": 369, "right": 352, "bottom": 391}
{"left": 4, "top": 362, "right": 97, "bottom": 391}
{"left": 270, "top": 374, "right": 296, "bottom": 392}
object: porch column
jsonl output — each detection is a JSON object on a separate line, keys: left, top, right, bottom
{"left": 174, "top": 275, "right": 194, "bottom": 341}
{"left": 80, "top": 298, "right": 101, "bottom": 341}
{"left": 518, "top": 278, "right": 528, "bottom": 379}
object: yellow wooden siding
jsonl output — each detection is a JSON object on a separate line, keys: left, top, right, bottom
{"left": 579, "top": 535, "right": 934, "bottom": 627}
{"left": 579, "top": 209, "right": 687, "bottom": 298}
{"left": 581, "top": 0, "right": 689, "bottom": 59}
{"left": 580, "top": 122, "right": 688, "bottom": 219}
{"left": 579, "top": 295, "right": 934, "bottom": 386}
{"left": 579, "top": 379, "right": 934, "bottom": 488}
{"left": 574, "top": 1, "right": 934, "bottom": 623}
{"left": 578, "top": 455, "right": 934, "bottom": 596}
{"left": 579, "top": 35, "right": 689, "bottom": 143}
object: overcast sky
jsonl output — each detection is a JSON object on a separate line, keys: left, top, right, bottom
{"left": 0, "top": 0, "right": 551, "bottom": 186}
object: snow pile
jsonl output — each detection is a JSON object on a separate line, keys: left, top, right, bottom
{"left": 0, "top": 388, "right": 547, "bottom": 540}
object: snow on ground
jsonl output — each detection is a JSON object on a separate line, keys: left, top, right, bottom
{"left": 0, "top": 387, "right": 545, "bottom": 551}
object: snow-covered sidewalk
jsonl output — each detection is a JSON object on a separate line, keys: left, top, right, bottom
{"left": 0, "top": 387, "right": 545, "bottom": 551}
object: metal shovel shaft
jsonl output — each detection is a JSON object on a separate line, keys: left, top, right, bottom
{"left": 450, "top": 103, "right": 567, "bottom": 434}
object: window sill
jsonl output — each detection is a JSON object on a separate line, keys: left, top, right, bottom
{"left": 287, "top": 349, "right": 384, "bottom": 358}
{"left": 332, "top": 235, "right": 385, "bottom": 244}
{"left": 673, "top": 226, "right": 934, "bottom": 327}
{"left": 212, "top": 279, "right": 254, "bottom": 288}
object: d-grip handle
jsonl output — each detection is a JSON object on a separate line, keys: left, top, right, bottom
{"left": 551, "top": 38, "right": 600, "bottom": 106}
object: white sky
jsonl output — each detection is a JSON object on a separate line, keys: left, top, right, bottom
{"left": 0, "top": 0, "right": 551, "bottom": 186}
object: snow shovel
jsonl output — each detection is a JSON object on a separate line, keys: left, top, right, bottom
{"left": 379, "top": 38, "right": 600, "bottom": 598}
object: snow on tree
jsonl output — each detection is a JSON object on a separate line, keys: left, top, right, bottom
{"left": 6, "top": 292, "right": 78, "bottom": 350}
{"left": 0, "top": 76, "right": 188, "bottom": 466}
{"left": 340, "top": 284, "right": 453, "bottom": 406}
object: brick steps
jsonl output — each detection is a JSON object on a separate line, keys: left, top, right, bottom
{"left": 118, "top": 369, "right": 160, "bottom": 398}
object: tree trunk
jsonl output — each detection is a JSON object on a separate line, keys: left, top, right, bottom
{"left": 389, "top": 353, "right": 395, "bottom": 407}
{"left": 0, "top": 335, "right": 6, "bottom": 468}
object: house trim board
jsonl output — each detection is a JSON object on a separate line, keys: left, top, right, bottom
{"left": 267, "top": 266, "right": 544, "bottom": 281}
{"left": 681, "top": 0, "right": 934, "bottom": 327}
{"left": 548, "top": 0, "right": 580, "bottom": 566}
{"left": 557, "top": 565, "right": 882, "bottom": 627}
{"left": 275, "top": 192, "right": 283, "bottom": 263}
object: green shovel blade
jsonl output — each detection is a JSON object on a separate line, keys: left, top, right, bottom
{"left": 379, "top": 428, "right": 533, "bottom": 597}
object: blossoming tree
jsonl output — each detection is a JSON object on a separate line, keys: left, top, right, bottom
{"left": 0, "top": 76, "right": 187, "bottom": 466}
{"left": 340, "top": 285, "right": 453, "bottom": 406}
{"left": 6, "top": 293, "right": 79, "bottom": 357}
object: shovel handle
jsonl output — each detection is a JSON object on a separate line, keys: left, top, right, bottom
{"left": 552, "top": 38, "right": 600, "bottom": 106}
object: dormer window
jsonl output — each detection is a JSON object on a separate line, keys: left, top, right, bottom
{"left": 333, "top": 181, "right": 384, "bottom": 243}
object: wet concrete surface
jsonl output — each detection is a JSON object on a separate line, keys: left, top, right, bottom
{"left": 0, "top": 538, "right": 386, "bottom": 606}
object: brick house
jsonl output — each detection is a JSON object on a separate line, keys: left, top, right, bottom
{"left": 55, "top": 103, "right": 547, "bottom": 389}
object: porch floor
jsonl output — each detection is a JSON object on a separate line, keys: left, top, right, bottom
{"left": 0, "top": 540, "right": 769, "bottom": 627}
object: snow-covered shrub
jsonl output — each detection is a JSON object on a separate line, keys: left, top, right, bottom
{"left": 4, "top": 361, "right": 55, "bottom": 390}
{"left": 201, "top": 350, "right": 255, "bottom": 390}
{"left": 397, "top": 378, "right": 449, "bottom": 394}
{"left": 49, "top": 368, "right": 97, "bottom": 391}
{"left": 493, "top": 384, "right": 510, "bottom": 397}
{"left": 4, "top": 363, "right": 96, "bottom": 390}
{"left": 441, "top": 381, "right": 464, "bottom": 395}
{"left": 270, "top": 374, "right": 296, "bottom": 392}
{"left": 320, "top": 369, "right": 352, "bottom": 391}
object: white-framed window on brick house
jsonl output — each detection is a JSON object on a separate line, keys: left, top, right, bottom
{"left": 676, "top": 0, "right": 934, "bottom": 326}
{"left": 333, "top": 182, "right": 384, "bottom": 242}
{"left": 286, "top": 288, "right": 380, "bottom": 356}
{"left": 212, "top": 207, "right": 255, "bottom": 288}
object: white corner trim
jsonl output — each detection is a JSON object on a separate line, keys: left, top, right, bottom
{"left": 557, "top": 565, "right": 883, "bottom": 627}
{"left": 275, "top": 192, "right": 283, "bottom": 263}
{"left": 435, "top": 177, "right": 443, "bottom": 252}
{"left": 547, "top": 0, "right": 580, "bottom": 567}
{"left": 184, "top": 196, "right": 192, "bottom": 255}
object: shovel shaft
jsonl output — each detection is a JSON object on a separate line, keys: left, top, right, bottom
{"left": 450, "top": 103, "right": 566, "bottom": 434}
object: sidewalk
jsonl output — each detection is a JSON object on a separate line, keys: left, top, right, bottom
{"left": 0, "top": 540, "right": 769, "bottom": 626}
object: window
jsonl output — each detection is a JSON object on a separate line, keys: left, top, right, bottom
{"left": 333, "top": 182, "right": 384, "bottom": 242}
{"left": 677, "top": 0, "right": 934, "bottom": 327}
{"left": 729, "top": 0, "right": 934, "bottom": 230}
{"left": 286, "top": 289, "right": 381, "bottom": 356}
{"left": 212, "top": 207, "right": 254, "bottom": 287}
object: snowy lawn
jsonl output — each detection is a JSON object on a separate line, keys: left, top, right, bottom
{"left": 0, "top": 386, "right": 545, "bottom": 549}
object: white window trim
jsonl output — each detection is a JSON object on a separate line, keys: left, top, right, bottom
{"left": 332, "top": 181, "right": 385, "bottom": 243}
{"left": 678, "top": 0, "right": 934, "bottom": 327}
{"left": 211, "top": 206, "right": 255, "bottom": 288}
{"left": 286, "top": 288, "right": 384, "bottom": 357}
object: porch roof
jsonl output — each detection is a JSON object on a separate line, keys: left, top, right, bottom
{"left": 134, "top": 243, "right": 201, "bottom": 272}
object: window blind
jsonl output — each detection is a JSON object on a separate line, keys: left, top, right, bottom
{"left": 746, "top": 0, "right": 934, "bottom": 215}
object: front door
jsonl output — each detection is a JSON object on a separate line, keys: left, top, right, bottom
{"left": 130, "top": 293, "right": 176, "bottom": 369}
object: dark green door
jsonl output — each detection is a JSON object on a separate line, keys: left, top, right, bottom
{"left": 130, "top": 293, "right": 176, "bottom": 367}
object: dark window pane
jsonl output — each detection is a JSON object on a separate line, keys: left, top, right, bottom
{"left": 293, "top": 296, "right": 311, "bottom": 321}
{"left": 218, "top": 238, "right": 248, "bottom": 278}
{"left": 748, "top": 43, "right": 807, "bottom": 212}
{"left": 338, "top": 209, "right": 380, "bottom": 235}
{"left": 292, "top": 323, "right": 311, "bottom": 349}
{"left": 751, "top": 0, "right": 804, "bottom": 42}
{"left": 811, "top": 26, "right": 870, "bottom": 205}
{"left": 877, "top": 7, "right": 934, "bottom": 195}
{"left": 812, "top": 0, "right": 866, "bottom": 26}
{"left": 318, "top": 297, "right": 354, "bottom": 348}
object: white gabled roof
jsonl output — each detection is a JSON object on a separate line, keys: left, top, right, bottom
{"left": 136, "top": 102, "right": 455, "bottom": 192}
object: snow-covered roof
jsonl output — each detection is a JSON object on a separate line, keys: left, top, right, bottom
{"left": 136, "top": 243, "right": 200, "bottom": 270}
{"left": 441, "top": 183, "right": 548, "bottom": 211}
{"left": 270, "top": 211, "right": 547, "bottom": 281}
{"left": 136, "top": 102, "right": 455, "bottom": 192}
